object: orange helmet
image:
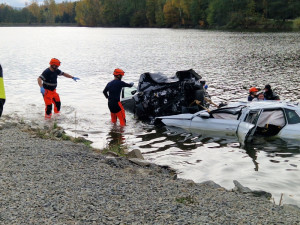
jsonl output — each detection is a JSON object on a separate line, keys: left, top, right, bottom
{"left": 49, "top": 58, "right": 61, "bottom": 67}
{"left": 249, "top": 87, "right": 258, "bottom": 93}
{"left": 113, "top": 68, "right": 125, "bottom": 76}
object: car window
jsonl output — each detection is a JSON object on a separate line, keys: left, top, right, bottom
{"left": 211, "top": 113, "right": 239, "bottom": 120}
{"left": 257, "top": 109, "right": 285, "bottom": 127}
{"left": 244, "top": 111, "right": 260, "bottom": 125}
{"left": 210, "top": 106, "right": 243, "bottom": 120}
{"left": 285, "top": 109, "right": 300, "bottom": 124}
{"left": 122, "top": 87, "right": 137, "bottom": 98}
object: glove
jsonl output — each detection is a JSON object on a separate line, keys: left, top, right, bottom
{"left": 72, "top": 77, "right": 80, "bottom": 82}
{"left": 40, "top": 87, "right": 45, "bottom": 95}
{"left": 129, "top": 82, "right": 134, "bottom": 87}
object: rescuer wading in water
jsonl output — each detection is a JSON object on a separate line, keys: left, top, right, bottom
{"left": 37, "top": 58, "right": 80, "bottom": 119}
{"left": 103, "top": 68, "right": 134, "bottom": 126}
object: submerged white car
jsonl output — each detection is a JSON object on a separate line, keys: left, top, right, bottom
{"left": 156, "top": 101, "right": 300, "bottom": 143}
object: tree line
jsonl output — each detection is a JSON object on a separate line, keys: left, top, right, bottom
{"left": 1, "top": 0, "right": 300, "bottom": 29}
{"left": 0, "top": 0, "right": 76, "bottom": 24}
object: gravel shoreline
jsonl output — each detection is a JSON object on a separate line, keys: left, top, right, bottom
{"left": 1, "top": 118, "right": 300, "bottom": 224}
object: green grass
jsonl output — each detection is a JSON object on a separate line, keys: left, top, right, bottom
{"left": 26, "top": 122, "right": 92, "bottom": 148}
{"left": 36, "top": 129, "right": 48, "bottom": 139}
{"left": 293, "top": 17, "right": 300, "bottom": 30}
{"left": 73, "top": 137, "right": 93, "bottom": 147}
{"left": 176, "top": 196, "right": 197, "bottom": 205}
{"left": 53, "top": 121, "right": 58, "bottom": 129}
{"left": 101, "top": 142, "right": 128, "bottom": 157}
{"left": 61, "top": 133, "right": 71, "bottom": 141}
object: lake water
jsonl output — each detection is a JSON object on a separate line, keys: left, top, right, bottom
{"left": 0, "top": 27, "right": 300, "bottom": 206}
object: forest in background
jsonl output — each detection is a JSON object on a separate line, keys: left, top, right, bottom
{"left": 1, "top": 0, "right": 300, "bottom": 30}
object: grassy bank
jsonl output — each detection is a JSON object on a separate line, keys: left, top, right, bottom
{"left": 0, "top": 115, "right": 129, "bottom": 158}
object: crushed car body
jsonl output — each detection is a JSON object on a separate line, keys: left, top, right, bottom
{"left": 155, "top": 101, "right": 300, "bottom": 143}
{"left": 121, "top": 69, "right": 209, "bottom": 121}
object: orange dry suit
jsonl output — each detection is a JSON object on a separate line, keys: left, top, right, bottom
{"left": 103, "top": 79, "right": 133, "bottom": 126}
{"left": 39, "top": 68, "right": 64, "bottom": 118}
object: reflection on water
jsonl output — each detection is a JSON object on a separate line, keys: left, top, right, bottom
{"left": 130, "top": 125, "right": 300, "bottom": 205}
{"left": 106, "top": 125, "right": 126, "bottom": 147}
{"left": 1, "top": 27, "right": 300, "bottom": 206}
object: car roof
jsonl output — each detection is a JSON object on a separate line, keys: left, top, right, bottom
{"left": 226, "top": 101, "right": 300, "bottom": 112}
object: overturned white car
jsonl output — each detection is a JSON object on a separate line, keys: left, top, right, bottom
{"left": 155, "top": 101, "right": 300, "bottom": 143}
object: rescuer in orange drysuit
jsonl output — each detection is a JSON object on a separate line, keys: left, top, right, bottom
{"left": 37, "top": 58, "right": 80, "bottom": 119}
{"left": 103, "top": 68, "right": 134, "bottom": 126}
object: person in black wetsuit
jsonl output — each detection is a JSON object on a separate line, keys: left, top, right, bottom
{"left": 103, "top": 68, "right": 134, "bottom": 126}
{"left": 264, "top": 84, "right": 280, "bottom": 100}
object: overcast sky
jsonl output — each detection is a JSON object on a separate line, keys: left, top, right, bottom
{"left": 1, "top": 0, "right": 77, "bottom": 7}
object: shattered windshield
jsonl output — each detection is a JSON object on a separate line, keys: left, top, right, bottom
{"left": 210, "top": 106, "right": 244, "bottom": 120}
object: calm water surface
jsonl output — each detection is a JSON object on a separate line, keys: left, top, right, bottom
{"left": 1, "top": 27, "right": 300, "bottom": 205}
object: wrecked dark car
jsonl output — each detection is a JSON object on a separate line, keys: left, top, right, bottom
{"left": 121, "top": 69, "right": 209, "bottom": 121}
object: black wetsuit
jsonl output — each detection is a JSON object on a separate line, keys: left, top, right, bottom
{"left": 103, "top": 79, "right": 133, "bottom": 113}
{"left": 264, "top": 90, "right": 279, "bottom": 100}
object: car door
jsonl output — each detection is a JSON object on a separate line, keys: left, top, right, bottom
{"left": 237, "top": 109, "right": 262, "bottom": 143}
{"left": 121, "top": 87, "right": 137, "bottom": 113}
{"left": 279, "top": 108, "right": 300, "bottom": 140}
{"left": 190, "top": 112, "right": 241, "bottom": 136}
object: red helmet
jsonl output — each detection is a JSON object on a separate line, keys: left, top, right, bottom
{"left": 113, "top": 68, "right": 125, "bottom": 76}
{"left": 49, "top": 58, "right": 61, "bottom": 67}
{"left": 249, "top": 87, "right": 258, "bottom": 93}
